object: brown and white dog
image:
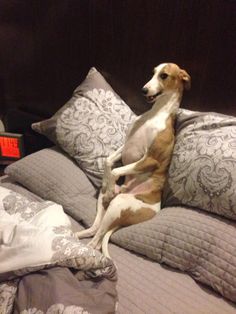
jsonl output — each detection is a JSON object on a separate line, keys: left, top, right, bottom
{"left": 76, "top": 63, "right": 191, "bottom": 258}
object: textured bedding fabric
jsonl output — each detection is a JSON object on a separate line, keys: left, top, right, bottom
{"left": 5, "top": 146, "right": 97, "bottom": 223}
{"left": 32, "top": 67, "right": 137, "bottom": 187}
{"left": 77, "top": 194, "right": 236, "bottom": 303}
{"left": 109, "top": 244, "right": 236, "bottom": 314}
{"left": 112, "top": 206, "right": 236, "bottom": 303}
{"left": 0, "top": 184, "right": 117, "bottom": 314}
{"left": 0, "top": 186, "right": 112, "bottom": 279}
{"left": 163, "top": 109, "right": 236, "bottom": 220}
{"left": 0, "top": 176, "right": 236, "bottom": 313}
{"left": 4, "top": 145, "right": 236, "bottom": 302}
{"left": 14, "top": 266, "right": 117, "bottom": 314}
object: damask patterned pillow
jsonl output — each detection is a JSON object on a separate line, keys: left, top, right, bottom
{"left": 163, "top": 109, "right": 236, "bottom": 220}
{"left": 32, "top": 67, "right": 137, "bottom": 187}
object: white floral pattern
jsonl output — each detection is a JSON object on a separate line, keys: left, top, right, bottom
{"left": 32, "top": 67, "right": 136, "bottom": 187}
{"left": 3, "top": 190, "right": 51, "bottom": 221}
{"left": 0, "top": 281, "right": 18, "bottom": 314}
{"left": 21, "top": 308, "right": 43, "bottom": 314}
{"left": 0, "top": 185, "right": 117, "bottom": 313}
{"left": 21, "top": 304, "right": 90, "bottom": 314}
{"left": 0, "top": 185, "right": 115, "bottom": 281}
{"left": 163, "top": 109, "right": 236, "bottom": 219}
{"left": 56, "top": 87, "right": 136, "bottom": 179}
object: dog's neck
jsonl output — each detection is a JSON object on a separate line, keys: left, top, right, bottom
{"left": 151, "top": 91, "right": 182, "bottom": 116}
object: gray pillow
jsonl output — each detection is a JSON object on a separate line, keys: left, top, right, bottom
{"left": 32, "top": 67, "right": 137, "bottom": 187}
{"left": 162, "top": 109, "right": 236, "bottom": 220}
{"left": 112, "top": 206, "right": 236, "bottom": 303}
{"left": 5, "top": 147, "right": 97, "bottom": 224}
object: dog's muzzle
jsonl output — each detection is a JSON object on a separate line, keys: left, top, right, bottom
{"left": 142, "top": 87, "right": 162, "bottom": 103}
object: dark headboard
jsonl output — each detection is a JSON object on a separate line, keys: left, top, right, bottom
{"left": 0, "top": 1, "right": 235, "bottom": 118}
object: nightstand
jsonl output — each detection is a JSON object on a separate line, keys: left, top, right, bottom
{"left": 0, "top": 164, "right": 7, "bottom": 176}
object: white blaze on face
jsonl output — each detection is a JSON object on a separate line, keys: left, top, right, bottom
{"left": 143, "top": 63, "right": 167, "bottom": 96}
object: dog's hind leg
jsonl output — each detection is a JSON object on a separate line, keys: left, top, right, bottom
{"left": 76, "top": 146, "right": 124, "bottom": 240}
{"left": 75, "top": 192, "right": 105, "bottom": 239}
{"left": 102, "top": 145, "right": 124, "bottom": 193}
{"left": 102, "top": 227, "right": 118, "bottom": 258}
{"left": 87, "top": 194, "right": 131, "bottom": 252}
{"left": 88, "top": 193, "right": 159, "bottom": 257}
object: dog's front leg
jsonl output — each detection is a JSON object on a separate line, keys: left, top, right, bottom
{"left": 104, "top": 153, "right": 160, "bottom": 202}
{"left": 102, "top": 145, "right": 124, "bottom": 192}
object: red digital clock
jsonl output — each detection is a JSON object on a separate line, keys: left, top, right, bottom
{"left": 0, "top": 132, "right": 24, "bottom": 164}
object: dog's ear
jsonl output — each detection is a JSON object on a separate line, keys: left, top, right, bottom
{"left": 180, "top": 69, "right": 191, "bottom": 90}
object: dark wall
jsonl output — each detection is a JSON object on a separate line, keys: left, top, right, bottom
{"left": 0, "top": 0, "right": 235, "bottom": 117}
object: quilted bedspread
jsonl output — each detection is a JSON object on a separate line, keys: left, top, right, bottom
{"left": 1, "top": 177, "right": 236, "bottom": 313}
{"left": 112, "top": 206, "right": 236, "bottom": 303}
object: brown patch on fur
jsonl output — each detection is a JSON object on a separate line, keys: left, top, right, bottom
{"left": 135, "top": 156, "right": 160, "bottom": 172}
{"left": 135, "top": 115, "right": 175, "bottom": 204}
{"left": 109, "top": 207, "right": 156, "bottom": 230}
{"left": 161, "top": 64, "right": 191, "bottom": 92}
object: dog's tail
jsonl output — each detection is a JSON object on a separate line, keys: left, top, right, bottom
{"left": 102, "top": 227, "right": 119, "bottom": 259}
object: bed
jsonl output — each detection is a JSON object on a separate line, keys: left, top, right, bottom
{"left": 1, "top": 159, "right": 236, "bottom": 314}
{"left": 1, "top": 67, "right": 236, "bottom": 313}
{"left": 0, "top": 1, "right": 236, "bottom": 313}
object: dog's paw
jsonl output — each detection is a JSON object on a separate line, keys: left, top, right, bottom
{"left": 102, "top": 180, "right": 108, "bottom": 194}
{"left": 102, "top": 166, "right": 113, "bottom": 193}
{"left": 120, "top": 184, "right": 128, "bottom": 193}
{"left": 102, "top": 191, "right": 116, "bottom": 208}
{"left": 74, "top": 231, "right": 80, "bottom": 239}
{"left": 88, "top": 238, "right": 101, "bottom": 251}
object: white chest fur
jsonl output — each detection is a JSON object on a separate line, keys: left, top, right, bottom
{"left": 122, "top": 93, "right": 179, "bottom": 165}
{"left": 122, "top": 110, "right": 168, "bottom": 165}
{"left": 145, "top": 110, "right": 169, "bottom": 138}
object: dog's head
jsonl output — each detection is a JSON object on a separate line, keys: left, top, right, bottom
{"left": 142, "top": 63, "right": 191, "bottom": 103}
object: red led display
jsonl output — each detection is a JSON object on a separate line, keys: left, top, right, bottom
{"left": 0, "top": 136, "right": 21, "bottom": 158}
{"left": 0, "top": 133, "right": 24, "bottom": 162}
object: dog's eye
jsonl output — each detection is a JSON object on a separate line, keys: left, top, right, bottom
{"left": 160, "top": 73, "right": 168, "bottom": 80}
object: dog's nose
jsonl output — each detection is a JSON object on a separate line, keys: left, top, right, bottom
{"left": 142, "top": 87, "right": 148, "bottom": 95}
